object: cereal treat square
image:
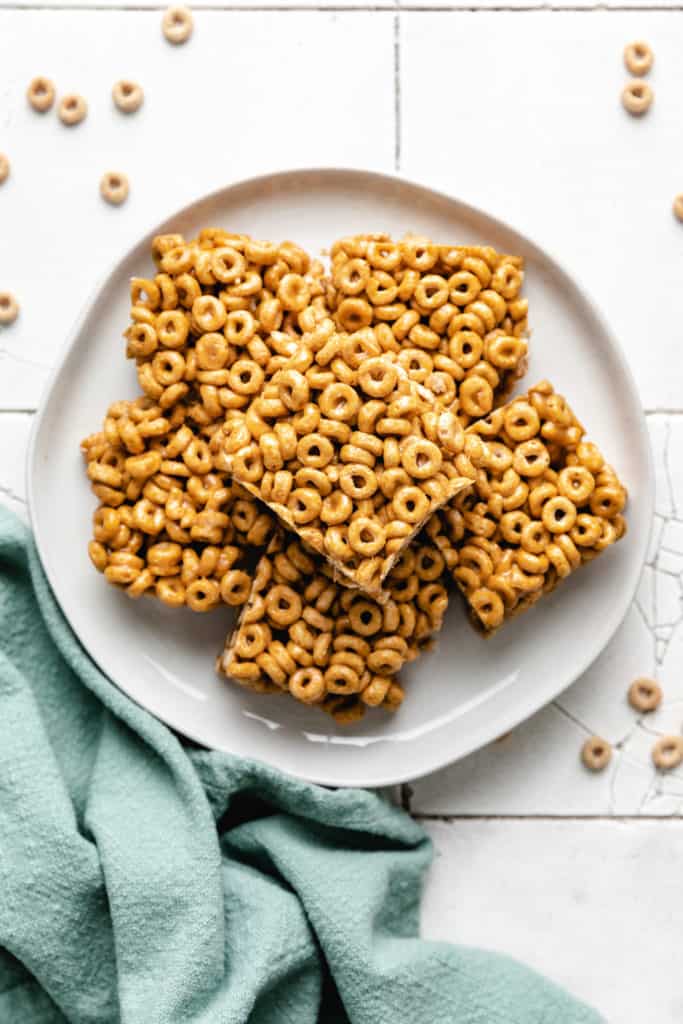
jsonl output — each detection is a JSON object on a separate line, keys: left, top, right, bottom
{"left": 328, "top": 234, "right": 529, "bottom": 425}
{"left": 218, "top": 528, "right": 452, "bottom": 721}
{"left": 221, "top": 336, "right": 480, "bottom": 597}
{"left": 82, "top": 396, "right": 276, "bottom": 612}
{"left": 442, "top": 381, "right": 628, "bottom": 633}
{"left": 124, "top": 229, "right": 330, "bottom": 422}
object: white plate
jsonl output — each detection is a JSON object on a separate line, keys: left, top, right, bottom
{"left": 28, "top": 168, "right": 653, "bottom": 788}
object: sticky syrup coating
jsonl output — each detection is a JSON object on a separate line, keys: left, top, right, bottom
{"left": 441, "top": 381, "right": 627, "bottom": 633}
{"left": 220, "top": 526, "right": 453, "bottom": 721}
{"left": 82, "top": 396, "right": 277, "bottom": 611}
{"left": 328, "top": 234, "right": 529, "bottom": 426}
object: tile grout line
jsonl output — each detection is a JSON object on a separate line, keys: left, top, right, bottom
{"left": 0, "top": 405, "right": 680, "bottom": 416}
{"left": 412, "top": 813, "right": 683, "bottom": 821}
{"left": 3, "top": 3, "right": 683, "bottom": 11}
{"left": 393, "top": 12, "right": 401, "bottom": 172}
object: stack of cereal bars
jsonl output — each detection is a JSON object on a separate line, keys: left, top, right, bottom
{"left": 81, "top": 231, "right": 627, "bottom": 722}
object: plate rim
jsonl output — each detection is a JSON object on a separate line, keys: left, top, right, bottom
{"left": 27, "top": 165, "right": 654, "bottom": 787}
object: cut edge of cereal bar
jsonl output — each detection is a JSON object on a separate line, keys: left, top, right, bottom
{"left": 221, "top": 345, "right": 480, "bottom": 600}
{"left": 217, "top": 528, "right": 452, "bottom": 721}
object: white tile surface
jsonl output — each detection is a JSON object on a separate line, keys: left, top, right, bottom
{"left": 2, "top": 7, "right": 683, "bottom": 1016}
{"left": 0, "top": 8, "right": 394, "bottom": 409}
{"left": 401, "top": 11, "right": 683, "bottom": 411}
{"left": 0, "top": 414, "right": 32, "bottom": 521}
{"left": 422, "top": 820, "right": 683, "bottom": 1024}
{"left": 411, "top": 418, "right": 681, "bottom": 816}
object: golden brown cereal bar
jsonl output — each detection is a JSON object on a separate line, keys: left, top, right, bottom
{"left": 441, "top": 381, "right": 627, "bottom": 633}
{"left": 218, "top": 529, "right": 452, "bottom": 720}
{"left": 219, "top": 334, "right": 483, "bottom": 598}
{"left": 82, "top": 396, "right": 276, "bottom": 611}
{"left": 126, "top": 230, "right": 329, "bottom": 425}
{"left": 328, "top": 235, "right": 528, "bottom": 426}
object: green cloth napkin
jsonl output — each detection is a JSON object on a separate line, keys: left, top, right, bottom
{"left": 0, "top": 505, "right": 602, "bottom": 1024}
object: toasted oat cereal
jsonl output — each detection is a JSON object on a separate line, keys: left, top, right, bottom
{"left": 327, "top": 234, "right": 528, "bottom": 426}
{"left": 27, "top": 76, "right": 55, "bottom": 112}
{"left": 628, "top": 677, "right": 662, "bottom": 713}
{"left": 442, "top": 381, "right": 627, "bottom": 633}
{"left": 622, "top": 80, "right": 653, "bottom": 116}
{"left": 221, "top": 338, "right": 481, "bottom": 597}
{"left": 162, "top": 6, "right": 193, "bottom": 44}
{"left": 0, "top": 292, "right": 19, "bottom": 326}
{"left": 219, "top": 527, "right": 452, "bottom": 719}
{"left": 81, "top": 396, "right": 276, "bottom": 610}
{"left": 652, "top": 735, "right": 683, "bottom": 772}
{"left": 58, "top": 93, "right": 88, "bottom": 126}
{"left": 623, "top": 40, "right": 653, "bottom": 77}
{"left": 112, "top": 80, "right": 144, "bottom": 114}
{"left": 581, "top": 736, "right": 612, "bottom": 772}
{"left": 100, "top": 172, "right": 130, "bottom": 206}
{"left": 126, "top": 231, "right": 327, "bottom": 413}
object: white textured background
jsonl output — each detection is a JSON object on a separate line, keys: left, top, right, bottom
{"left": 1, "top": 5, "right": 682, "bottom": 1020}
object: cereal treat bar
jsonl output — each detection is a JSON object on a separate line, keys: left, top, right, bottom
{"left": 125, "top": 229, "right": 331, "bottom": 424}
{"left": 328, "top": 234, "right": 529, "bottom": 425}
{"left": 218, "top": 528, "right": 452, "bottom": 722}
{"left": 220, "top": 333, "right": 483, "bottom": 597}
{"left": 82, "top": 396, "right": 276, "bottom": 611}
{"left": 442, "top": 381, "right": 627, "bottom": 633}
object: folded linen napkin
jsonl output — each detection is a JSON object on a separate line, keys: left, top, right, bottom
{"left": 0, "top": 506, "right": 601, "bottom": 1024}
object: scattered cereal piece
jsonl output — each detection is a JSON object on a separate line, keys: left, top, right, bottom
{"left": 112, "top": 80, "right": 144, "bottom": 114}
{"left": 162, "top": 6, "right": 193, "bottom": 44}
{"left": 100, "top": 171, "right": 129, "bottom": 206}
{"left": 581, "top": 736, "right": 612, "bottom": 772}
{"left": 623, "top": 40, "right": 653, "bottom": 77}
{"left": 627, "top": 676, "right": 662, "bottom": 713}
{"left": 622, "top": 80, "right": 653, "bottom": 116}
{"left": 652, "top": 735, "right": 683, "bottom": 772}
{"left": 0, "top": 154, "right": 9, "bottom": 185}
{"left": 59, "top": 93, "right": 88, "bottom": 127}
{"left": 673, "top": 195, "right": 683, "bottom": 223}
{"left": 27, "top": 76, "right": 55, "bottom": 113}
{"left": 0, "top": 292, "right": 19, "bottom": 326}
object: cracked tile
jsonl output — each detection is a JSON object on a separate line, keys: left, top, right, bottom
{"left": 666, "top": 417, "right": 683, "bottom": 518}
{"left": 656, "top": 547, "right": 683, "bottom": 576}
{"left": 661, "top": 519, "right": 683, "bottom": 555}
{"left": 648, "top": 417, "right": 674, "bottom": 520}
{"left": 609, "top": 751, "right": 655, "bottom": 815}
{"left": 620, "top": 724, "right": 668, "bottom": 775}
{"left": 641, "top": 698, "right": 683, "bottom": 739}
{"left": 636, "top": 565, "right": 656, "bottom": 629}
{"left": 0, "top": 413, "right": 32, "bottom": 523}
{"left": 647, "top": 514, "right": 665, "bottom": 564}
{"left": 654, "top": 570, "right": 683, "bottom": 628}
{"left": 557, "top": 604, "right": 653, "bottom": 745}
{"left": 410, "top": 703, "right": 616, "bottom": 815}
{"left": 641, "top": 792, "right": 683, "bottom": 815}
{"left": 660, "top": 621, "right": 683, "bottom": 698}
